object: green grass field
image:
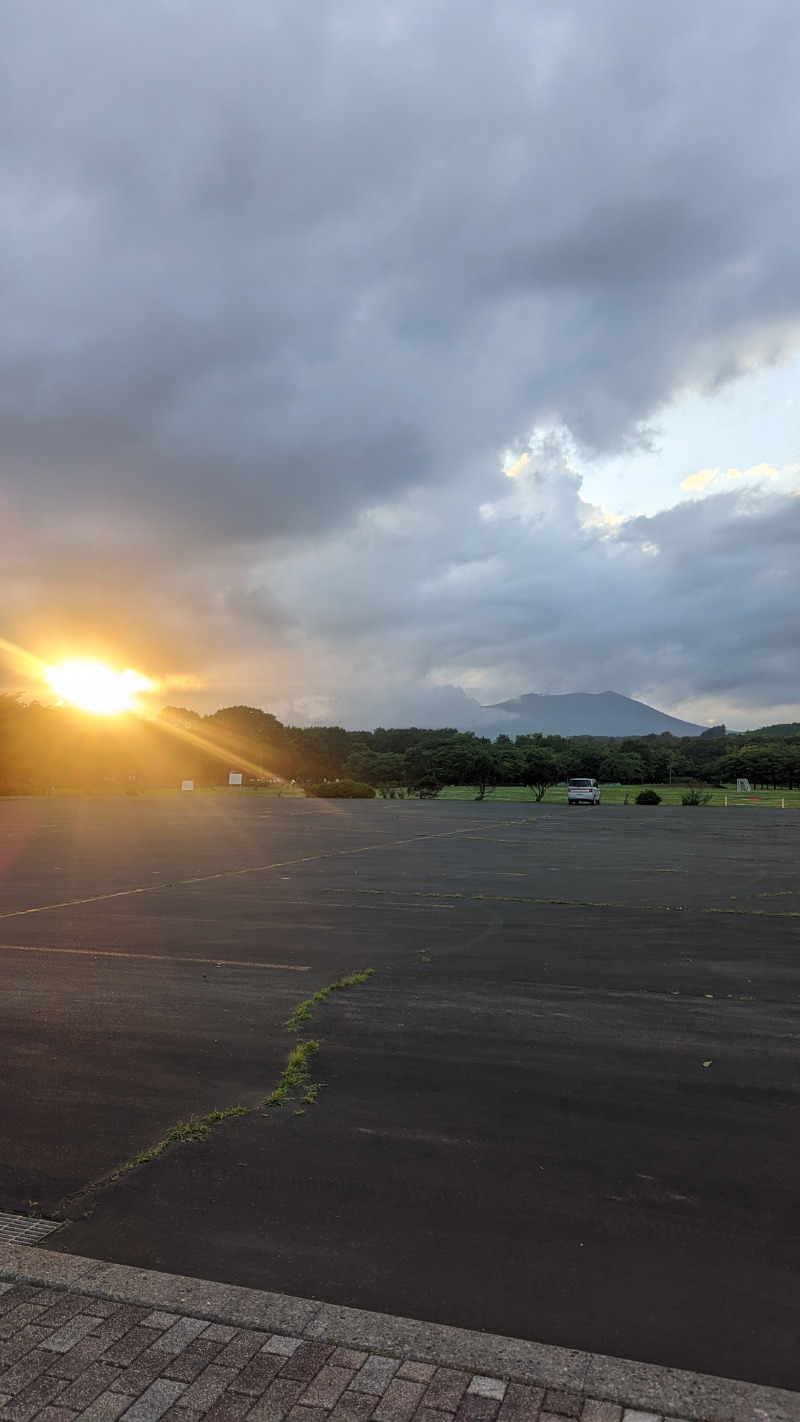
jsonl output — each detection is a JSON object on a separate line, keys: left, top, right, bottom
{"left": 37, "top": 782, "right": 800, "bottom": 807}
{"left": 438, "top": 783, "right": 800, "bottom": 808}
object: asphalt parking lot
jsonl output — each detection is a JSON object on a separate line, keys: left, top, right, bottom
{"left": 1, "top": 796, "right": 798, "bottom": 1390}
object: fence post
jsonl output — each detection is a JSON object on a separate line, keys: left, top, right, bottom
{"left": 724, "top": 796, "right": 728, "bottom": 807}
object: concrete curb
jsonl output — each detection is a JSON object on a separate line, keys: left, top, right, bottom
{"left": 0, "top": 1243, "right": 798, "bottom": 1421}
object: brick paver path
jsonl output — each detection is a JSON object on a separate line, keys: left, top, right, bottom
{"left": 0, "top": 1282, "right": 682, "bottom": 1422}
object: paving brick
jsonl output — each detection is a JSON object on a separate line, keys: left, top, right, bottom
{"left": 45, "top": 1336, "right": 107, "bottom": 1381}
{"left": 414, "top": 1408, "right": 458, "bottom": 1422}
{"left": 581, "top": 1405, "right": 622, "bottom": 1422}
{"left": 36, "top": 1297, "right": 88, "bottom": 1330}
{"left": 57, "top": 1362, "right": 122, "bottom": 1411}
{"left": 28, "top": 1408, "right": 77, "bottom": 1422}
{"left": 468, "top": 1379, "right": 507, "bottom": 1402}
{"left": 201, "top": 1324, "right": 238, "bottom": 1344}
{"left": 329, "top": 1393, "right": 382, "bottom": 1422}
{"left": 148, "top": 1318, "right": 208, "bottom": 1356}
{"left": 41, "top": 1317, "right": 100, "bottom": 1355}
{"left": 118, "top": 1377, "right": 187, "bottom": 1420}
{"left": 82, "top": 1309, "right": 152, "bottom": 1354}
{"left": 498, "top": 1382, "right": 545, "bottom": 1421}
{"left": 0, "top": 1368, "right": 67, "bottom": 1421}
{"left": 172, "top": 1364, "right": 239, "bottom": 1412}
{"left": 103, "top": 1328, "right": 161, "bottom": 1367}
{"left": 79, "top": 1298, "right": 120, "bottom": 1319}
{"left": 349, "top": 1355, "right": 400, "bottom": 1397}
{"left": 328, "top": 1348, "right": 368, "bottom": 1370}
{"left": 374, "top": 1377, "right": 427, "bottom": 1422}
{"left": 0, "top": 1325, "right": 51, "bottom": 1370}
{"left": 202, "top": 1391, "right": 254, "bottom": 1422}
{"left": 139, "top": 1313, "right": 178, "bottom": 1332}
{"left": 162, "top": 1336, "right": 226, "bottom": 1381}
{"left": 159, "top": 1410, "right": 205, "bottom": 1422}
{"left": 261, "top": 1337, "right": 303, "bottom": 1358}
{"left": 398, "top": 1362, "right": 437, "bottom": 1384}
{"left": 300, "top": 1364, "right": 355, "bottom": 1409}
{"left": 454, "top": 1395, "right": 502, "bottom": 1422}
{"left": 540, "top": 1414, "right": 575, "bottom": 1422}
{"left": 246, "top": 1376, "right": 305, "bottom": 1422}
{"left": 276, "top": 1342, "right": 334, "bottom": 1383}
{"left": 621, "top": 1413, "right": 661, "bottom": 1422}
{"left": 213, "top": 1330, "right": 268, "bottom": 1369}
{"left": 0, "top": 1347, "right": 54, "bottom": 1395}
{"left": 226, "top": 1352, "right": 283, "bottom": 1396}
{"left": 74, "top": 1388, "right": 133, "bottom": 1422}
{"left": 0, "top": 1289, "right": 42, "bottom": 1319}
{"left": 108, "top": 1347, "right": 174, "bottom": 1397}
{"left": 421, "top": 1368, "right": 471, "bottom": 1413}
{"left": 0, "top": 1304, "right": 48, "bottom": 1340}
{"left": 284, "top": 1407, "right": 330, "bottom": 1422}
{"left": 544, "top": 1393, "right": 581, "bottom": 1420}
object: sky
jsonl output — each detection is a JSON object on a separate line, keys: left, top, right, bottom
{"left": 1, "top": 0, "right": 799, "bottom": 733}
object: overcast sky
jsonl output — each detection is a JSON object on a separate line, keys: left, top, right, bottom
{"left": 1, "top": 0, "right": 799, "bottom": 731}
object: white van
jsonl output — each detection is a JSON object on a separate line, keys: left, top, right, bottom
{"left": 568, "top": 777, "right": 601, "bottom": 805}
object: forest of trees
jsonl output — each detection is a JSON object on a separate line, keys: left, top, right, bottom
{"left": 2, "top": 694, "right": 799, "bottom": 796}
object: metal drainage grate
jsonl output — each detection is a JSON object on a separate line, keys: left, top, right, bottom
{"left": 0, "top": 1212, "right": 61, "bottom": 1245}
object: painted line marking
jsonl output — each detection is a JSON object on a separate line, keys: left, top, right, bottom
{"left": 0, "top": 944, "right": 309, "bottom": 970}
{"left": 324, "top": 887, "right": 800, "bottom": 920}
{"left": 0, "top": 816, "right": 538, "bottom": 923}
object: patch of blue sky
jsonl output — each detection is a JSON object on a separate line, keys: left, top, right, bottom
{"left": 579, "top": 352, "right": 800, "bottom": 518}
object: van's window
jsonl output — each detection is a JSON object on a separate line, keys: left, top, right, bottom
{"left": 569, "top": 779, "right": 594, "bottom": 787}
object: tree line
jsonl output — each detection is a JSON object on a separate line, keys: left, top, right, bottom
{"left": 1, "top": 695, "right": 799, "bottom": 795}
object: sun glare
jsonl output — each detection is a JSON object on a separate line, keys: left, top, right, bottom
{"left": 45, "top": 660, "right": 155, "bottom": 715}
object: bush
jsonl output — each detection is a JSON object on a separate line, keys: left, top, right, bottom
{"left": 304, "top": 780, "right": 376, "bottom": 799}
{"left": 636, "top": 789, "right": 662, "bottom": 805}
{"left": 410, "top": 774, "right": 443, "bottom": 799}
{"left": 681, "top": 787, "right": 712, "bottom": 806}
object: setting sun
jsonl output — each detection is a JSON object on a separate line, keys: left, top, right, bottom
{"left": 45, "top": 660, "right": 155, "bottom": 715}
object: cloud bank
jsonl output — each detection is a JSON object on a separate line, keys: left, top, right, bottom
{"left": 1, "top": 0, "right": 799, "bottom": 727}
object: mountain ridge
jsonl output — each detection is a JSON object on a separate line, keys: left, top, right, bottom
{"left": 482, "top": 690, "right": 706, "bottom": 737}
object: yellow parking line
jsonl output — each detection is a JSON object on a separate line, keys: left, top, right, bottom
{"left": 0, "top": 943, "right": 309, "bottom": 970}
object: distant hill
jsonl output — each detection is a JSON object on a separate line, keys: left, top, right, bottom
{"left": 483, "top": 691, "right": 706, "bottom": 737}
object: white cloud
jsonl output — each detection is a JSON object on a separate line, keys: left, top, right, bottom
{"left": 0, "top": 1, "right": 799, "bottom": 728}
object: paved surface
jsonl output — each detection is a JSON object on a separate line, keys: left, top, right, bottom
{"left": 1, "top": 798, "right": 799, "bottom": 1390}
{"left": 2, "top": 1243, "right": 799, "bottom": 1422}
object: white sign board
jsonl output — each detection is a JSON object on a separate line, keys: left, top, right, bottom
{"left": 229, "top": 772, "right": 243, "bottom": 787}
{"left": 181, "top": 780, "right": 194, "bottom": 791}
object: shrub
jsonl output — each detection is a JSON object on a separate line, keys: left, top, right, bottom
{"left": 410, "top": 774, "right": 443, "bottom": 799}
{"left": 304, "top": 780, "right": 376, "bottom": 799}
{"left": 636, "top": 789, "right": 662, "bottom": 805}
{"left": 681, "top": 787, "right": 712, "bottom": 806}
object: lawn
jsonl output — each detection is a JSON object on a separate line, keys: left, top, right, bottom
{"left": 437, "top": 783, "right": 800, "bottom": 808}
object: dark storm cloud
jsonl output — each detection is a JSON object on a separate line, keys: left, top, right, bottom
{"left": 1, "top": 0, "right": 799, "bottom": 716}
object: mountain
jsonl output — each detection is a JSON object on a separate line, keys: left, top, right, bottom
{"left": 482, "top": 691, "right": 706, "bottom": 737}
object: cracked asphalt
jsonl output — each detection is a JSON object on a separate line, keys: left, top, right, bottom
{"left": 1, "top": 796, "right": 798, "bottom": 1390}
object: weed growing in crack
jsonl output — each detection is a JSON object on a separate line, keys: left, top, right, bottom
{"left": 284, "top": 968, "right": 374, "bottom": 1033}
{"left": 60, "top": 968, "right": 376, "bottom": 1212}
{"left": 269, "top": 968, "right": 375, "bottom": 1112}
{"left": 125, "top": 1106, "right": 248, "bottom": 1171}
{"left": 265, "top": 1038, "right": 320, "bottom": 1108}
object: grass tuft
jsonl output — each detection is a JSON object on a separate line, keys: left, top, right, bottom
{"left": 124, "top": 1106, "right": 247, "bottom": 1171}
{"left": 284, "top": 968, "right": 374, "bottom": 1033}
{"left": 265, "top": 1038, "right": 320, "bottom": 1108}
